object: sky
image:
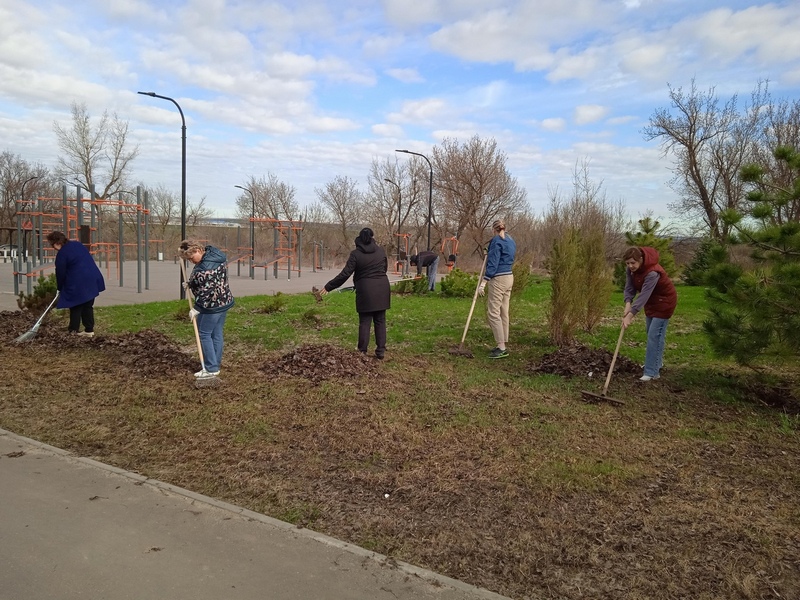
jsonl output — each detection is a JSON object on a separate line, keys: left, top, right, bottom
{"left": 2, "top": 0, "right": 799, "bottom": 227}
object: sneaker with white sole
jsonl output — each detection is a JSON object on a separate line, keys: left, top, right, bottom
{"left": 77, "top": 331, "right": 94, "bottom": 337}
{"left": 489, "top": 347, "right": 509, "bottom": 359}
{"left": 639, "top": 374, "right": 660, "bottom": 381}
{"left": 194, "top": 370, "right": 220, "bottom": 378}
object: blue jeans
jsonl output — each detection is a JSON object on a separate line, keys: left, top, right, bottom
{"left": 644, "top": 316, "right": 669, "bottom": 377}
{"left": 196, "top": 310, "right": 228, "bottom": 372}
{"left": 426, "top": 256, "right": 440, "bottom": 291}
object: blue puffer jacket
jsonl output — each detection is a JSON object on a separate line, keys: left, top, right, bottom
{"left": 187, "top": 246, "right": 235, "bottom": 314}
{"left": 483, "top": 234, "right": 516, "bottom": 280}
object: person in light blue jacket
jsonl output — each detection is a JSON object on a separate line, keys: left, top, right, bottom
{"left": 478, "top": 219, "right": 516, "bottom": 359}
{"left": 46, "top": 230, "right": 105, "bottom": 337}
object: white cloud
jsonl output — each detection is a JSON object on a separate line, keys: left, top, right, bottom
{"left": 540, "top": 118, "right": 566, "bottom": 132}
{"left": 574, "top": 105, "right": 609, "bottom": 125}
{"left": 362, "top": 34, "right": 405, "bottom": 57}
{"left": 386, "top": 68, "right": 424, "bottom": 84}
{"left": 387, "top": 98, "right": 449, "bottom": 124}
{"left": 372, "top": 123, "right": 405, "bottom": 137}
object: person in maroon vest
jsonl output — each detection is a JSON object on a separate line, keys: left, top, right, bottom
{"left": 621, "top": 246, "right": 678, "bottom": 381}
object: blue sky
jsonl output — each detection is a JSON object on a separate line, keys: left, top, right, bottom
{"left": 2, "top": 0, "right": 799, "bottom": 225}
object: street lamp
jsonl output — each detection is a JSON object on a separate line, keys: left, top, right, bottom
{"left": 234, "top": 185, "right": 255, "bottom": 279}
{"left": 395, "top": 149, "right": 433, "bottom": 252}
{"left": 384, "top": 178, "right": 402, "bottom": 265}
{"left": 20, "top": 176, "right": 39, "bottom": 261}
{"left": 137, "top": 91, "right": 187, "bottom": 299}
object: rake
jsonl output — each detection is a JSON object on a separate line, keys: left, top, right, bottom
{"left": 448, "top": 254, "right": 489, "bottom": 358}
{"left": 580, "top": 323, "right": 626, "bottom": 406}
{"left": 15, "top": 291, "right": 60, "bottom": 343}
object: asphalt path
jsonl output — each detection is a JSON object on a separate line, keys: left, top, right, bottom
{"left": 0, "top": 430, "right": 509, "bottom": 600}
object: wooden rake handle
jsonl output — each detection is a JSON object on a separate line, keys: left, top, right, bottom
{"left": 458, "top": 253, "right": 489, "bottom": 347}
{"left": 602, "top": 323, "right": 625, "bottom": 397}
{"left": 179, "top": 260, "right": 206, "bottom": 370}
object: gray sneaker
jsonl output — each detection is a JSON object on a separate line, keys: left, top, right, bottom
{"left": 488, "top": 347, "right": 509, "bottom": 359}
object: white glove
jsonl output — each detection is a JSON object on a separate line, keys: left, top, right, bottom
{"left": 478, "top": 281, "right": 487, "bottom": 297}
{"left": 189, "top": 308, "right": 199, "bottom": 321}
{"left": 182, "top": 281, "right": 190, "bottom": 291}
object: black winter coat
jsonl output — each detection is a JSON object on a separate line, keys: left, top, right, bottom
{"left": 324, "top": 237, "right": 390, "bottom": 314}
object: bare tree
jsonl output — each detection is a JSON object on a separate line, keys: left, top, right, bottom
{"left": 642, "top": 80, "right": 773, "bottom": 239}
{"left": 751, "top": 97, "right": 800, "bottom": 223}
{"left": 141, "top": 183, "right": 180, "bottom": 246}
{"left": 363, "top": 157, "right": 426, "bottom": 255}
{"left": 53, "top": 102, "right": 139, "bottom": 199}
{"left": 432, "top": 135, "right": 527, "bottom": 255}
{"left": 315, "top": 175, "right": 363, "bottom": 254}
{"left": 235, "top": 173, "right": 299, "bottom": 222}
{"left": 186, "top": 196, "right": 213, "bottom": 228}
{"left": 0, "top": 151, "right": 49, "bottom": 239}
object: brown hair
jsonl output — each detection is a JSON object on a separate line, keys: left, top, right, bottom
{"left": 492, "top": 219, "right": 505, "bottom": 232}
{"left": 46, "top": 231, "right": 68, "bottom": 246}
{"left": 623, "top": 247, "right": 643, "bottom": 261}
{"left": 178, "top": 239, "right": 205, "bottom": 260}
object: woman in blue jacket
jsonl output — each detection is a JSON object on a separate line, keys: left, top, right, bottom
{"left": 478, "top": 219, "right": 516, "bottom": 359}
{"left": 179, "top": 240, "right": 235, "bottom": 378}
{"left": 46, "top": 231, "right": 105, "bottom": 337}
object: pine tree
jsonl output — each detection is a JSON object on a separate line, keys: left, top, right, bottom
{"left": 704, "top": 146, "right": 800, "bottom": 364}
{"left": 613, "top": 217, "right": 678, "bottom": 288}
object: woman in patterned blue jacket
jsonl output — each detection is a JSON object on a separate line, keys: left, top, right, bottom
{"left": 179, "top": 240, "right": 235, "bottom": 378}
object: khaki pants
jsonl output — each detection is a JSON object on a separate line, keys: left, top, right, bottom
{"left": 487, "top": 274, "right": 513, "bottom": 347}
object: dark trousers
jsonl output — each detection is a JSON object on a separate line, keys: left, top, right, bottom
{"left": 358, "top": 310, "right": 386, "bottom": 357}
{"left": 68, "top": 299, "right": 95, "bottom": 333}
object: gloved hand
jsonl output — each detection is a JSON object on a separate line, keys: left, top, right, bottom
{"left": 189, "top": 308, "right": 199, "bottom": 321}
{"left": 182, "top": 281, "right": 190, "bottom": 291}
{"left": 320, "top": 288, "right": 328, "bottom": 296}
{"left": 477, "top": 281, "right": 487, "bottom": 297}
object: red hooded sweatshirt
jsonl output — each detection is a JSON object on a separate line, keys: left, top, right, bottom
{"left": 626, "top": 247, "right": 677, "bottom": 319}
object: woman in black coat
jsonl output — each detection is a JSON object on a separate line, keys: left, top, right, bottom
{"left": 321, "top": 228, "right": 390, "bottom": 359}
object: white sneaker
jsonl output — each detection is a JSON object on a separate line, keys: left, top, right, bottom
{"left": 194, "top": 370, "right": 220, "bottom": 378}
{"left": 77, "top": 331, "right": 95, "bottom": 337}
{"left": 639, "top": 374, "right": 660, "bottom": 381}
{"left": 196, "top": 370, "right": 219, "bottom": 379}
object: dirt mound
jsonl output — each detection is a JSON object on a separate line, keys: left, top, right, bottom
{"left": 0, "top": 310, "right": 43, "bottom": 342}
{"left": 0, "top": 310, "right": 197, "bottom": 377}
{"left": 265, "top": 343, "right": 380, "bottom": 383}
{"left": 531, "top": 344, "right": 641, "bottom": 377}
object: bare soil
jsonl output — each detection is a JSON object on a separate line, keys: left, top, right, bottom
{"left": 1, "top": 310, "right": 798, "bottom": 600}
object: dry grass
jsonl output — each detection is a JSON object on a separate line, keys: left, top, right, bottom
{"left": 1, "top": 315, "right": 799, "bottom": 600}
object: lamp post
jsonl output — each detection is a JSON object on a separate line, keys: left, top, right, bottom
{"left": 234, "top": 185, "right": 255, "bottom": 279}
{"left": 137, "top": 91, "right": 187, "bottom": 299}
{"left": 384, "top": 178, "right": 402, "bottom": 264}
{"left": 395, "top": 149, "right": 433, "bottom": 252}
{"left": 20, "top": 176, "right": 39, "bottom": 261}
